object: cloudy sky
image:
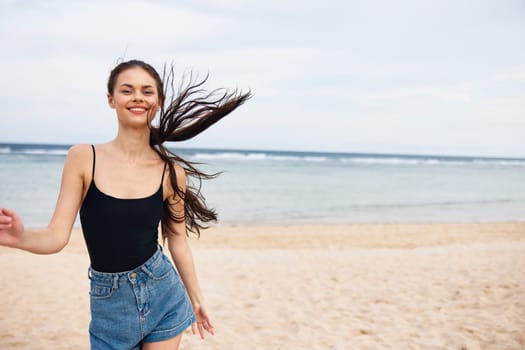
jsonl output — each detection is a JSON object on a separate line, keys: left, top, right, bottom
{"left": 0, "top": 0, "right": 524, "bottom": 157}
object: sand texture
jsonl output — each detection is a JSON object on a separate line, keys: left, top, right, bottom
{"left": 1, "top": 222, "right": 524, "bottom": 349}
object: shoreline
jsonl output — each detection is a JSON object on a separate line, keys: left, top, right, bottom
{"left": 1, "top": 221, "right": 524, "bottom": 349}
{"left": 5, "top": 221, "right": 524, "bottom": 255}
{"left": 193, "top": 220, "right": 525, "bottom": 248}
{"left": 50, "top": 220, "right": 525, "bottom": 252}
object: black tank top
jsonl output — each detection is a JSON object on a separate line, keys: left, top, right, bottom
{"left": 79, "top": 145, "right": 166, "bottom": 272}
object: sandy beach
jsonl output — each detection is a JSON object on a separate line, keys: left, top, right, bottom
{"left": 0, "top": 222, "right": 524, "bottom": 349}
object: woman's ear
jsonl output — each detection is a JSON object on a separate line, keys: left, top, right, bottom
{"left": 107, "top": 93, "right": 115, "bottom": 109}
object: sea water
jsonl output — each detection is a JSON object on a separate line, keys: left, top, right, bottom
{"left": 1, "top": 143, "right": 524, "bottom": 227}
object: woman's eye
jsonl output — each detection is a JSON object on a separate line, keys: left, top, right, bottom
{"left": 144, "top": 91, "right": 154, "bottom": 95}
{"left": 122, "top": 90, "right": 131, "bottom": 94}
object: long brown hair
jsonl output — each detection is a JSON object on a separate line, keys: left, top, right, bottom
{"left": 107, "top": 60, "right": 251, "bottom": 238}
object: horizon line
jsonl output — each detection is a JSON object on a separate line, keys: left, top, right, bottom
{"left": 1, "top": 141, "right": 524, "bottom": 161}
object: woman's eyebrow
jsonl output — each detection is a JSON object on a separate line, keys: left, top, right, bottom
{"left": 118, "top": 83, "right": 155, "bottom": 89}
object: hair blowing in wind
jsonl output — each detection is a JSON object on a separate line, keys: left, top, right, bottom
{"left": 153, "top": 64, "right": 252, "bottom": 239}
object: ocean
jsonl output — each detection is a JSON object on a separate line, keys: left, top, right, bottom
{"left": 1, "top": 142, "right": 524, "bottom": 227}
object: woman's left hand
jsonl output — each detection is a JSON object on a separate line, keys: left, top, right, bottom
{"left": 191, "top": 302, "right": 215, "bottom": 339}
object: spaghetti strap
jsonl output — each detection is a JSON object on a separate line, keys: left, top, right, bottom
{"left": 160, "top": 161, "right": 168, "bottom": 185}
{"left": 90, "top": 144, "right": 96, "bottom": 180}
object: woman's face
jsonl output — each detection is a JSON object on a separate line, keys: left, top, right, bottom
{"left": 107, "top": 67, "right": 161, "bottom": 127}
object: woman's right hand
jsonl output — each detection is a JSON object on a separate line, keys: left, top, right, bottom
{"left": 0, "top": 208, "right": 25, "bottom": 248}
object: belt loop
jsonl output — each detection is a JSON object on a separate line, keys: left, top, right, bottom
{"left": 113, "top": 275, "right": 119, "bottom": 289}
{"left": 88, "top": 268, "right": 92, "bottom": 279}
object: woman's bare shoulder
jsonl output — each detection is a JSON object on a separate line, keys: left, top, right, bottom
{"left": 163, "top": 161, "right": 187, "bottom": 198}
{"left": 172, "top": 161, "right": 185, "bottom": 174}
{"left": 66, "top": 144, "right": 93, "bottom": 161}
{"left": 63, "top": 144, "right": 96, "bottom": 179}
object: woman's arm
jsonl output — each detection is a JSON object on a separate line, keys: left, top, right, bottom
{"left": 0, "top": 144, "right": 88, "bottom": 254}
{"left": 165, "top": 164, "right": 215, "bottom": 339}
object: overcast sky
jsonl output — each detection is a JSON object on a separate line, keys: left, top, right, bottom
{"left": 0, "top": 0, "right": 524, "bottom": 157}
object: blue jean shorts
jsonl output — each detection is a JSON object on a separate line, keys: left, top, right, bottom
{"left": 88, "top": 246, "right": 196, "bottom": 350}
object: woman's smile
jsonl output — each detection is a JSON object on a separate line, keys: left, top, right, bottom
{"left": 127, "top": 106, "right": 148, "bottom": 115}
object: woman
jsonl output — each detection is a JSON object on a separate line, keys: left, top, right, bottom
{"left": 0, "top": 59, "right": 251, "bottom": 349}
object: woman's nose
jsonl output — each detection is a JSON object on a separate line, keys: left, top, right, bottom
{"left": 132, "top": 92, "right": 144, "bottom": 101}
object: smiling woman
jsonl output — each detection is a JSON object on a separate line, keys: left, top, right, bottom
{"left": 0, "top": 59, "right": 251, "bottom": 350}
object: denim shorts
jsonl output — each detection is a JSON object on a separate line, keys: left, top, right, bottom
{"left": 88, "top": 246, "right": 196, "bottom": 350}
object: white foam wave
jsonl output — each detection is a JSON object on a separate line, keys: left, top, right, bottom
{"left": 472, "top": 159, "right": 525, "bottom": 167}
{"left": 193, "top": 152, "right": 268, "bottom": 161}
{"left": 303, "top": 156, "right": 328, "bottom": 162}
{"left": 192, "top": 152, "right": 328, "bottom": 163}
{"left": 190, "top": 151, "right": 525, "bottom": 167}
{"left": 340, "top": 157, "right": 431, "bottom": 165}
{"left": 23, "top": 149, "right": 68, "bottom": 155}
{"left": 0, "top": 148, "right": 68, "bottom": 156}
{"left": 340, "top": 157, "right": 525, "bottom": 167}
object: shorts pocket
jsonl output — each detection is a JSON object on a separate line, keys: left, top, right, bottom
{"left": 89, "top": 279, "right": 115, "bottom": 299}
{"left": 145, "top": 254, "right": 175, "bottom": 281}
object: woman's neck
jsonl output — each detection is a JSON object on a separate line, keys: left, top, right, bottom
{"left": 111, "top": 128, "right": 153, "bottom": 160}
